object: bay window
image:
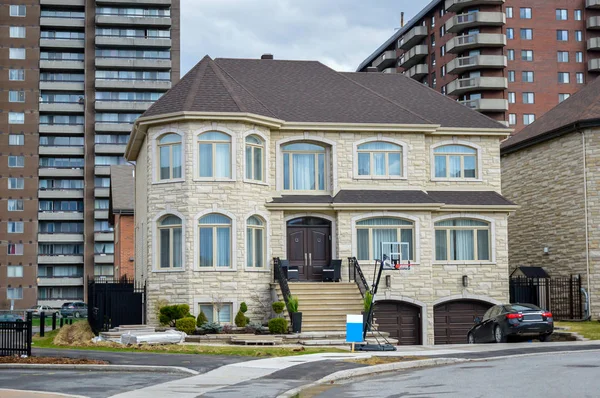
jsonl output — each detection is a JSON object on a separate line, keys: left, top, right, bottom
{"left": 199, "top": 214, "right": 231, "bottom": 268}
{"left": 198, "top": 132, "right": 231, "bottom": 179}
{"left": 158, "top": 133, "right": 182, "bottom": 180}
{"left": 158, "top": 215, "right": 182, "bottom": 269}
{"left": 245, "top": 135, "right": 264, "bottom": 182}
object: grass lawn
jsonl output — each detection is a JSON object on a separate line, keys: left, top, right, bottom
{"left": 31, "top": 318, "right": 85, "bottom": 327}
{"left": 555, "top": 321, "right": 600, "bottom": 340}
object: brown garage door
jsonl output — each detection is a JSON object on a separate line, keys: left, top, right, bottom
{"left": 374, "top": 301, "right": 421, "bottom": 345}
{"left": 434, "top": 300, "right": 493, "bottom": 344}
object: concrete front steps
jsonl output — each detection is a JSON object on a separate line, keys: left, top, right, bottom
{"left": 273, "top": 282, "right": 365, "bottom": 332}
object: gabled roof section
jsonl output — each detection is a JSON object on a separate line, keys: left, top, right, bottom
{"left": 501, "top": 76, "right": 600, "bottom": 154}
{"left": 110, "top": 165, "right": 134, "bottom": 214}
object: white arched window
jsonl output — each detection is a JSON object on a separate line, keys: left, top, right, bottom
{"left": 356, "top": 217, "right": 414, "bottom": 262}
{"left": 433, "top": 144, "right": 477, "bottom": 179}
{"left": 434, "top": 219, "right": 490, "bottom": 261}
{"left": 198, "top": 132, "right": 231, "bottom": 178}
{"left": 246, "top": 216, "right": 265, "bottom": 268}
{"left": 198, "top": 213, "right": 232, "bottom": 268}
{"left": 245, "top": 135, "right": 264, "bottom": 182}
{"left": 158, "top": 215, "right": 183, "bottom": 269}
{"left": 157, "top": 133, "right": 182, "bottom": 180}
{"left": 282, "top": 142, "right": 327, "bottom": 191}
{"left": 357, "top": 142, "right": 402, "bottom": 177}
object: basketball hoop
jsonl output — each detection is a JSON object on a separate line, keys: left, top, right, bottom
{"left": 381, "top": 242, "right": 413, "bottom": 271}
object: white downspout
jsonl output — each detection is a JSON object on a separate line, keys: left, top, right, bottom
{"left": 582, "top": 130, "right": 592, "bottom": 314}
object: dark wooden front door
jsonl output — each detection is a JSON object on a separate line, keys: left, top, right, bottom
{"left": 287, "top": 218, "right": 331, "bottom": 281}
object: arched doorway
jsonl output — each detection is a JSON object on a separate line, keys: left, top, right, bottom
{"left": 434, "top": 300, "right": 493, "bottom": 344}
{"left": 374, "top": 300, "right": 422, "bottom": 345}
{"left": 286, "top": 217, "right": 331, "bottom": 281}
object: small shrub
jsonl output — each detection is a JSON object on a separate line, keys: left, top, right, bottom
{"left": 240, "top": 302, "right": 248, "bottom": 313}
{"left": 363, "top": 291, "right": 373, "bottom": 313}
{"left": 272, "top": 301, "right": 285, "bottom": 315}
{"left": 245, "top": 316, "right": 250, "bottom": 325}
{"left": 287, "top": 296, "right": 299, "bottom": 313}
{"left": 268, "top": 317, "right": 288, "bottom": 334}
{"left": 200, "top": 321, "right": 223, "bottom": 334}
{"left": 196, "top": 310, "right": 208, "bottom": 327}
{"left": 222, "top": 324, "right": 234, "bottom": 334}
{"left": 159, "top": 304, "right": 190, "bottom": 327}
{"left": 245, "top": 321, "right": 262, "bottom": 334}
{"left": 235, "top": 310, "right": 247, "bottom": 327}
{"left": 175, "top": 317, "right": 196, "bottom": 335}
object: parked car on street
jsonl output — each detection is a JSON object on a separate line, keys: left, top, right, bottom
{"left": 0, "top": 314, "right": 24, "bottom": 322}
{"left": 60, "top": 302, "right": 88, "bottom": 318}
{"left": 27, "top": 305, "right": 57, "bottom": 317}
{"left": 467, "top": 303, "right": 553, "bottom": 343}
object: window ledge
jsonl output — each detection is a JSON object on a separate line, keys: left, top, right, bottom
{"left": 152, "top": 268, "right": 186, "bottom": 273}
{"left": 431, "top": 178, "right": 483, "bottom": 182}
{"left": 244, "top": 268, "right": 271, "bottom": 273}
{"left": 194, "top": 268, "right": 237, "bottom": 272}
{"left": 193, "top": 178, "right": 236, "bottom": 183}
{"left": 354, "top": 176, "right": 407, "bottom": 181}
{"left": 152, "top": 179, "right": 185, "bottom": 185}
{"left": 243, "top": 179, "right": 269, "bottom": 186}
{"left": 432, "top": 262, "right": 496, "bottom": 266}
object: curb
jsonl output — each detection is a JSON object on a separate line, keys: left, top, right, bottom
{"left": 0, "top": 363, "right": 198, "bottom": 375}
{"left": 0, "top": 388, "right": 88, "bottom": 398}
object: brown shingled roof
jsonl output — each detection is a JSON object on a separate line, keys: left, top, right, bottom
{"left": 110, "top": 165, "right": 135, "bottom": 214}
{"left": 501, "top": 76, "right": 600, "bottom": 153}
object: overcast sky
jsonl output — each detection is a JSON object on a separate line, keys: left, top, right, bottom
{"left": 180, "top": 0, "right": 429, "bottom": 75}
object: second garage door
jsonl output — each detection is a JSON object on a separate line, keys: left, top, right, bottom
{"left": 374, "top": 301, "right": 421, "bottom": 345}
{"left": 434, "top": 300, "right": 493, "bottom": 344}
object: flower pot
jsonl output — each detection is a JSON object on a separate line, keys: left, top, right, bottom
{"left": 291, "top": 312, "right": 302, "bottom": 333}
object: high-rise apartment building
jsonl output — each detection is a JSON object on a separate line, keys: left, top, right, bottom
{"left": 0, "top": 0, "right": 180, "bottom": 309}
{"left": 358, "top": 0, "right": 598, "bottom": 131}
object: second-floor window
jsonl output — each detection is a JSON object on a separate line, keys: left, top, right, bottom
{"left": 245, "top": 135, "right": 264, "bottom": 182}
{"left": 282, "top": 142, "right": 327, "bottom": 191}
{"left": 158, "top": 133, "right": 182, "bottom": 181}
{"left": 198, "top": 132, "right": 231, "bottom": 179}
{"left": 433, "top": 144, "right": 477, "bottom": 179}
{"left": 357, "top": 141, "right": 402, "bottom": 178}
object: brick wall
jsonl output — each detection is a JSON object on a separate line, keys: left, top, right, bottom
{"left": 115, "top": 214, "right": 135, "bottom": 279}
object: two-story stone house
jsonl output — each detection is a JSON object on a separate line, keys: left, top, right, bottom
{"left": 123, "top": 55, "right": 515, "bottom": 345}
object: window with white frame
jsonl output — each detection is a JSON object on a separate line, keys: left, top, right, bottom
{"left": 520, "top": 7, "right": 532, "bottom": 19}
{"left": 508, "top": 70, "right": 515, "bottom": 82}
{"left": 556, "top": 9, "right": 568, "bottom": 20}
{"left": 508, "top": 92, "right": 516, "bottom": 104}
{"left": 199, "top": 303, "right": 232, "bottom": 323}
{"left": 8, "top": 221, "right": 24, "bottom": 233}
{"left": 9, "top": 48, "right": 25, "bottom": 59}
{"left": 158, "top": 215, "right": 182, "bottom": 269}
{"left": 9, "top": 134, "right": 24, "bottom": 145}
{"left": 9, "top": 90, "right": 24, "bottom": 102}
{"left": 357, "top": 141, "right": 402, "bottom": 178}
{"left": 8, "top": 199, "right": 24, "bottom": 211}
{"left": 9, "top": 112, "right": 24, "bottom": 124}
{"left": 199, "top": 214, "right": 231, "bottom": 268}
{"left": 8, "top": 156, "right": 24, "bottom": 168}
{"left": 9, "top": 26, "right": 25, "bottom": 38}
{"left": 245, "top": 135, "right": 264, "bottom": 182}
{"left": 8, "top": 288, "right": 23, "bottom": 300}
{"left": 8, "top": 243, "right": 23, "bottom": 255}
{"left": 9, "top": 69, "right": 24, "bottom": 81}
{"left": 506, "top": 6, "right": 513, "bottom": 18}
{"left": 556, "top": 30, "right": 568, "bottom": 41}
{"left": 576, "top": 73, "right": 584, "bottom": 84}
{"left": 522, "top": 92, "right": 534, "bottom": 104}
{"left": 8, "top": 265, "right": 23, "bottom": 277}
{"left": 9, "top": 177, "right": 24, "bottom": 189}
{"left": 520, "top": 28, "right": 532, "bottom": 40}
{"left": 522, "top": 71, "right": 534, "bottom": 83}
{"left": 507, "top": 49, "right": 514, "bottom": 61}
{"left": 434, "top": 219, "right": 490, "bottom": 261}
{"left": 198, "top": 131, "right": 231, "bottom": 179}
{"left": 506, "top": 28, "right": 514, "bottom": 39}
{"left": 356, "top": 218, "right": 414, "bottom": 262}
{"left": 521, "top": 50, "right": 533, "bottom": 61}
{"left": 508, "top": 114, "right": 517, "bottom": 125}
{"left": 246, "top": 216, "right": 265, "bottom": 268}
{"left": 523, "top": 114, "right": 535, "bottom": 125}
{"left": 558, "top": 72, "right": 570, "bottom": 83}
{"left": 10, "top": 5, "right": 26, "bottom": 16}
{"left": 433, "top": 144, "right": 477, "bottom": 179}
{"left": 557, "top": 51, "right": 569, "bottom": 63}
{"left": 576, "top": 52, "right": 583, "bottom": 63}
{"left": 575, "top": 10, "right": 582, "bottom": 21}
{"left": 157, "top": 133, "right": 182, "bottom": 180}
{"left": 575, "top": 31, "right": 582, "bottom": 42}
{"left": 282, "top": 142, "right": 327, "bottom": 191}
{"left": 559, "top": 93, "right": 570, "bottom": 102}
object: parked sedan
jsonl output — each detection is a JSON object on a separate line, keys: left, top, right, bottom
{"left": 0, "top": 314, "right": 24, "bottom": 322}
{"left": 60, "top": 302, "right": 88, "bottom": 318}
{"left": 27, "top": 305, "right": 57, "bottom": 317}
{"left": 467, "top": 303, "right": 553, "bottom": 343}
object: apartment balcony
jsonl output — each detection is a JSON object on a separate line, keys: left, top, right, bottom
{"left": 94, "top": 166, "right": 111, "bottom": 175}
{"left": 398, "top": 45, "right": 428, "bottom": 69}
{"left": 382, "top": 68, "right": 397, "bottom": 74}
{"left": 95, "top": 122, "right": 133, "bottom": 133}
{"left": 398, "top": 25, "right": 428, "bottom": 50}
{"left": 38, "top": 211, "right": 84, "bottom": 221}
{"left": 445, "top": 0, "right": 505, "bottom": 13}
{"left": 447, "top": 33, "right": 506, "bottom": 53}
{"left": 41, "top": 0, "right": 85, "bottom": 5}
{"left": 40, "top": 60, "right": 84, "bottom": 70}
{"left": 95, "top": 36, "right": 172, "bottom": 48}
{"left": 94, "top": 79, "right": 171, "bottom": 91}
{"left": 95, "top": 101, "right": 153, "bottom": 112}
{"left": 40, "top": 17, "right": 85, "bottom": 29}
{"left": 39, "top": 146, "right": 84, "bottom": 156}
{"left": 95, "top": 210, "right": 109, "bottom": 219}
{"left": 588, "top": 16, "right": 600, "bottom": 29}
{"left": 38, "top": 168, "right": 84, "bottom": 178}
{"left": 38, "top": 255, "right": 84, "bottom": 265}
{"left": 37, "top": 277, "right": 84, "bottom": 287}
{"left": 95, "top": 57, "right": 172, "bottom": 70}
{"left": 95, "top": 254, "right": 114, "bottom": 264}
{"left": 95, "top": 232, "right": 115, "bottom": 242}
{"left": 95, "top": 144, "right": 127, "bottom": 154}
{"left": 39, "top": 102, "right": 84, "bottom": 113}
{"left": 447, "top": 54, "right": 506, "bottom": 74}
{"left": 404, "top": 63, "right": 429, "bottom": 80}
{"left": 446, "top": 11, "right": 505, "bottom": 34}
{"left": 372, "top": 50, "right": 397, "bottom": 70}
{"left": 587, "top": 0, "right": 600, "bottom": 9}
{"left": 95, "top": 187, "right": 110, "bottom": 197}
{"left": 40, "top": 81, "right": 85, "bottom": 91}
{"left": 39, "top": 233, "right": 84, "bottom": 243}
{"left": 588, "top": 37, "right": 600, "bottom": 51}
{"left": 40, "top": 38, "right": 85, "bottom": 49}
{"left": 95, "top": 15, "right": 171, "bottom": 27}
{"left": 589, "top": 58, "right": 600, "bottom": 72}
{"left": 39, "top": 124, "right": 84, "bottom": 134}
{"left": 447, "top": 77, "right": 507, "bottom": 95}
{"left": 460, "top": 98, "right": 508, "bottom": 112}
{"left": 38, "top": 189, "right": 84, "bottom": 199}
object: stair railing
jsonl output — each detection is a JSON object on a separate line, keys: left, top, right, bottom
{"left": 348, "top": 257, "right": 370, "bottom": 298}
{"left": 273, "top": 257, "right": 292, "bottom": 320}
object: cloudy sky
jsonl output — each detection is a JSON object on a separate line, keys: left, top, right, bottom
{"left": 180, "top": 0, "right": 429, "bottom": 74}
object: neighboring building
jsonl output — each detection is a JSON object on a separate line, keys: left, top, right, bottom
{"left": 125, "top": 54, "right": 517, "bottom": 345}
{"left": 109, "top": 165, "right": 135, "bottom": 280}
{"left": 0, "top": 1, "right": 180, "bottom": 309}
{"left": 501, "top": 75, "right": 600, "bottom": 320}
{"left": 358, "top": 0, "right": 598, "bottom": 131}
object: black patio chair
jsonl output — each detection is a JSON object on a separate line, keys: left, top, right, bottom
{"left": 322, "top": 259, "right": 342, "bottom": 282}
{"left": 280, "top": 259, "right": 299, "bottom": 281}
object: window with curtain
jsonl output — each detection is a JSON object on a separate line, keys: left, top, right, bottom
{"left": 246, "top": 216, "right": 265, "bottom": 268}
{"left": 158, "top": 133, "right": 182, "bottom": 180}
{"left": 433, "top": 144, "right": 477, "bottom": 179}
{"left": 198, "top": 214, "right": 231, "bottom": 268}
{"left": 198, "top": 132, "right": 231, "bottom": 178}
{"left": 245, "top": 135, "right": 264, "bottom": 182}
{"left": 282, "top": 142, "right": 327, "bottom": 191}
{"left": 356, "top": 218, "right": 414, "bottom": 262}
{"left": 158, "top": 215, "right": 182, "bottom": 269}
{"left": 357, "top": 141, "right": 402, "bottom": 177}
{"left": 434, "top": 219, "right": 490, "bottom": 261}
{"left": 199, "top": 303, "right": 232, "bottom": 323}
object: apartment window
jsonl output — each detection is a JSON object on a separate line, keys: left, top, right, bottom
{"left": 8, "top": 177, "right": 24, "bottom": 189}
{"left": 9, "top": 48, "right": 25, "bottom": 59}
{"left": 8, "top": 244, "right": 24, "bottom": 255}
{"left": 575, "top": 31, "right": 582, "bottom": 42}
{"left": 158, "top": 215, "right": 183, "bottom": 269}
{"left": 431, "top": 53, "right": 436, "bottom": 66}
{"left": 440, "top": 25, "right": 445, "bottom": 38}
{"left": 558, "top": 72, "right": 570, "bottom": 83}
{"left": 508, "top": 92, "right": 516, "bottom": 104}
{"left": 520, "top": 8, "right": 532, "bottom": 19}
{"left": 523, "top": 114, "right": 535, "bottom": 125}
{"left": 430, "top": 33, "right": 435, "bottom": 47}
{"left": 157, "top": 133, "right": 182, "bottom": 181}
{"left": 522, "top": 92, "right": 535, "bottom": 104}
{"left": 9, "top": 90, "right": 25, "bottom": 103}
{"left": 94, "top": 199, "right": 109, "bottom": 210}
{"left": 246, "top": 216, "right": 265, "bottom": 268}
{"left": 283, "top": 142, "right": 327, "bottom": 191}
{"left": 521, "top": 50, "right": 533, "bottom": 61}
{"left": 434, "top": 144, "right": 477, "bottom": 179}
{"left": 522, "top": 71, "right": 534, "bottom": 83}
{"left": 8, "top": 199, "right": 24, "bottom": 211}
{"left": 199, "top": 213, "right": 232, "bottom": 268}
{"left": 520, "top": 29, "right": 533, "bottom": 40}
{"left": 198, "top": 131, "right": 232, "bottom": 179}
{"left": 9, "top": 5, "right": 26, "bottom": 16}
{"left": 556, "top": 9, "right": 568, "bottom": 20}
{"left": 441, "top": 85, "right": 446, "bottom": 95}
{"left": 577, "top": 73, "right": 584, "bottom": 84}
{"left": 506, "top": 7, "right": 513, "bottom": 18}
{"left": 357, "top": 141, "right": 403, "bottom": 178}
{"left": 431, "top": 16, "right": 435, "bottom": 28}
{"left": 199, "top": 303, "right": 232, "bottom": 324}
{"left": 508, "top": 114, "right": 517, "bottom": 125}
{"left": 8, "top": 156, "right": 24, "bottom": 168}
{"left": 9, "top": 26, "right": 25, "bottom": 38}
{"left": 245, "top": 135, "right": 265, "bottom": 182}
{"left": 506, "top": 28, "right": 514, "bottom": 40}
{"left": 557, "top": 51, "right": 569, "bottom": 63}
{"left": 9, "top": 69, "right": 24, "bottom": 81}
{"left": 435, "top": 219, "right": 490, "bottom": 261}
{"left": 508, "top": 70, "right": 515, "bottom": 82}
{"left": 576, "top": 52, "right": 583, "bottom": 63}
{"left": 8, "top": 265, "right": 24, "bottom": 278}
{"left": 507, "top": 49, "right": 515, "bottom": 61}
{"left": 559, "top": 93, "right": 571, "bottom": 102}
{"left": 9, "top": 134, "right": 24, "bottom": 145}
{"left": 94, "top": 243, "right": 114, "bottom": 254}
{"left": 440, "top": 8, "right": 445, "bottom": 17}
{"left": 9, "top": 112, "right": 24, "bottom": 124}
{"left": 8, "top": 221, "right": 24, "bottom": 233}
{"left": 441, "top": 65, "right": 446, "bottom": 77}
{"left": 557, "top": 30, "right": 568, "bottom": 41}
{"left": 575, "top": 10, "right": 582, "bottom": 21}
{"left": 440, "top": 45, "right": 445, "bottom": 57}
{"left": 7, "top": 288, "right": 23, "bottom": 300}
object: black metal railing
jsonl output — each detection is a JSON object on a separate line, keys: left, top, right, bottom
{"left": 348, "top": 257, "right": 369, "bottom": 298}
{"left": 88, "top": 277, "right": 145, "bottom": 334}
{"left": 273, "top": 257, "right": 292, "bottom": 320}
{"left": 0, "top": 312, "right": 32, "bottom": 357}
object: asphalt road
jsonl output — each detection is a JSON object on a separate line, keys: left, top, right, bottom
{"left": 314, "top": 350, "right": 600, "bottom": 398}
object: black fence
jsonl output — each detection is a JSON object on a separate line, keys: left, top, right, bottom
{"left": 0, "top": 312, "right": 32, "bottom": 357}
{"left": 88, "top": 277, "right": 146, "bottom": 334}
{"left": 510, "top": 275, "right": 583, "bottom": 320}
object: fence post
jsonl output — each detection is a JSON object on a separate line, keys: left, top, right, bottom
{"left": 569, "top": 276, "right": 574, "bottom": 319}
{"left": 26, "top": 311, "right": 32, "bottom": 357}
{"left": 60, "top": 317, "right": 63, "bottom": 328}
{"left": 52, "top": 312, "right": 56, "bottom": 330}
{"left": 40, "top": 312, "right": 45, "bottom": 337}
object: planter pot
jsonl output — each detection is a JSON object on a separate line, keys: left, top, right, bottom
{"left": 291, "top": 312, "right": 302, "bottom": 333}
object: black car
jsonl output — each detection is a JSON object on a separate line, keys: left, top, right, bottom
{"left": 467, "top": 303, "right": 553, "bottom": 343}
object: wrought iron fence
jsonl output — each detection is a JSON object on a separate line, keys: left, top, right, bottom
{"left": 88, "top": 277, "right": 146, "bottom": 334}
{"left": 0, "top": 312, "right": 32, "bottom": 357}
{"left": 510, "top": 275, "right": 583, "bottom": 320}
